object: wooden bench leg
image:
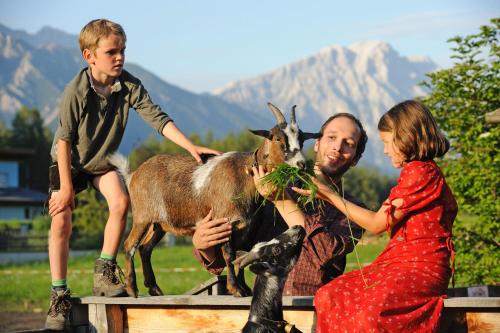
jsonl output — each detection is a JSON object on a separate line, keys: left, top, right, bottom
{"left": 88, "top": 303, "right": 123, "bottom": 333}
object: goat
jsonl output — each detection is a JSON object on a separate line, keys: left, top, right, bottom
{"left": 110, "top": 102, "right": 318, "bottom": 298}
{"left": 234, "top": 225, "right": 305, "bottom": 333}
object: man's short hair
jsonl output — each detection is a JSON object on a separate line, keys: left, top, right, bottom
{"left": 319, "top": 113, "right": 368, "bottom": 163}
{"left": 79, "top": 19, "right": 126, "bottom": 53}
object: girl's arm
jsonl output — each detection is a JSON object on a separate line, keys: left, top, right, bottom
{"left": 293, "top": 178, "right": 405, "bottom": 234}
{"left": 161, "top": 122, "right": 220, "bottom": 164}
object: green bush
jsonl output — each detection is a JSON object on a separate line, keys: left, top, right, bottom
{"left": 422, "top": 18, "right": 499, "bottom": 286}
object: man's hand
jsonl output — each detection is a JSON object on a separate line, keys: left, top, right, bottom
{"left": 48, "top": 188, "right": 75, "bottom": 217}
{"left": 192, "top": 209, "right": 232, "bottom": 251}
{"left": 251, "top": 165, "right": 279, "bottom": 200}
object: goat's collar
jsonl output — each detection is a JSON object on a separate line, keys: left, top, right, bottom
{"left": 248, "top": 315, "right": 300, "bottom": 333}
{"left": 252, "top": 147, "right": 260, "bottom": 168}
{"left": 245, "top": 148, "right": 260, "bottom": 176}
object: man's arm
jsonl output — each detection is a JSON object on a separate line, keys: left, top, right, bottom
{"left": 192, "top": 210, "right": 231, "bottom": 274}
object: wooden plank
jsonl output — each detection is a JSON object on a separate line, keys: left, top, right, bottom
{"left": 443, "top": 297, "right": 500, "bottom": 308}
{"left": 77, "top": 295, "right": 500, "bottom": 310}
{"left": 107, "top": 304, "right": 124, "bottom": 333}
{"left": 76, "top": 295, "right": 314, "bottom": 307}
{"left": 88, "top": 303, "right": 123, "bottom": 333}
{"left": 125, "top": 307, "right": 315, "bottom": 333}
{"left": 88, "top": 304, "right": 107, "bottom": 333}
{"left": 185, "top": 275, "right": 228, "bottom": 295}
{"left": 466, "top": 313, "right": 500, "bottom": 333}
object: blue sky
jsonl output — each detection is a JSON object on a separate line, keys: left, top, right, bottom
{"left": 1, "top": 0, "right": 498, "bottom": 92}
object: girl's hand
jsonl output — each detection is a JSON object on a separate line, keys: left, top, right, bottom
{"left": 292, "top": 177, "right": 336, "bottom": 202}
{"left": 252, "top": 165, "right": 279, "bottom": 200}
{"left": 189, "top": 145, "right": 221, "bottom": 165}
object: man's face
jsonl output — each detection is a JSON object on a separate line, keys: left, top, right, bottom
{"left": 84, "top": 33, "right": 125, "bottom": 84}
{"left": 314, "top": 116, "right": 361, "bottom": 179}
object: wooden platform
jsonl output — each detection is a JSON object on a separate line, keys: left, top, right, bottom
{"left": 61, "top": 277, "right": 500, "bottom": 333}
{"left": 67, "top": 294, "right": 500, "bottom": 333}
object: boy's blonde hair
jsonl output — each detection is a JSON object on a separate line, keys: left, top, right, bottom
{"left": 378, "top": 100, "right": 449, "bottom": 162}
{"left": 79, "top": 19, "right": 126, "bottom": 53}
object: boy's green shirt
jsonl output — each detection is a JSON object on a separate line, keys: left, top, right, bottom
{"left": 51, "top": 68, "right": 172, "bottom": 174}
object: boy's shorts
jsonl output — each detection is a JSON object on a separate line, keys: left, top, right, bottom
{"left": 48, "top": 163, "right": 94, "bottom": 197}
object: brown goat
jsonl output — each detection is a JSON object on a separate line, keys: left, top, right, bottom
{"left": 111, "top": 103, "right": 318, "bottom": 297}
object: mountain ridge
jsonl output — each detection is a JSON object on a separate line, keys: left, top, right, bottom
{"left": 0, "top": 24, "right": 270, "bottom": 154}
{"left": 0, "top": 23, "right": 438, "bottom": 173}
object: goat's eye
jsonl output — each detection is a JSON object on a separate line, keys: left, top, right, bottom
{"left": 272, "top": 247, "right": 282, "bottom": 256}
{"left": 275, "top": 137, "right": 281, "bottom": 142}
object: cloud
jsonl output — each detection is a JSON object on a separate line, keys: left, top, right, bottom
{"left": 363, "top": 9, "right": 495, "bottom": 40}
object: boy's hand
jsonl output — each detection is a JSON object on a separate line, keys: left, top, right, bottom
{"left": 189, "top": 145, "right": 221, "bottom": 165}
{"left": 49, "top": 189, "right": 75, "bottom": 217}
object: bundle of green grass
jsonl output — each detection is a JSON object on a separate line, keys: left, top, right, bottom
{"left": 259, "top": 163, "right": 320, "bottom": 208}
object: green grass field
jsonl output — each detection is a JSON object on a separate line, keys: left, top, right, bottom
{"left": 0, "top": 238, "right": 387, "bottom": 313}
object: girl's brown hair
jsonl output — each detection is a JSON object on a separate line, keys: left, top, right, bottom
{"left": 79, "top": 19, "right": 126, "bottom": 53}
{"left": 378, "top": 100, "right": 449, "bottom": 161}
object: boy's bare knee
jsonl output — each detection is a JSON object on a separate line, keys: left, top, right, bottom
{"left": 51, "top": 210, "right": 73, "bottom": 239}
{"left": 108, "top": 195, "right": 129, "bottom": 216}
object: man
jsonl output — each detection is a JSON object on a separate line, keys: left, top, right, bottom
{"left": 193, "top": 113, "right": 368, "bottom": 295}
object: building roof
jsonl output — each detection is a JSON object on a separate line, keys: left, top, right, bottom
{"left": 0, "top": 147, "right": 35, "bottom": 160}
{"left": 0, "top": 187, "right": 46, "bottom": 205}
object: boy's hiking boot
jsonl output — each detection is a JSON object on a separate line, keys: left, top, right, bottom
{"left": 93, "top": 258, "right": 127, "bottom": 297}
{"left": 45, "top": 288, "right": 71, "bottom": 331}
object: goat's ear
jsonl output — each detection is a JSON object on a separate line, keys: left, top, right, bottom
{"left": 235, "top": 250, "right": 248, "bottom": 258}
{"left": 300, "top": 131, "right": 321, "bottom": 141}
{"left": 249, "top": 262, "right": 272, "bottom": 274}
{"left": 249, "top": 129, "right": 272, "bottom": 140}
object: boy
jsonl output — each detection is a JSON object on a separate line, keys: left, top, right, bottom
{"left": 45, "top": 19, "right": 219, "bottom": 330}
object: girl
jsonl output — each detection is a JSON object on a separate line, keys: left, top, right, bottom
{"left": 254, "top": 100, "right": 457, "bottom": 332}
{"left": 300, "top": 100, "right": 457, "bottom": 332}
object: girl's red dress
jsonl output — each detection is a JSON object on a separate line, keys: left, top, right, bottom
{"left": 314, "top": 160, "right": 458, "bottom": 333}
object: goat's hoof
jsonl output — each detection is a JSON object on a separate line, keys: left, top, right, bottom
{"left": 148, "top": 286, "right": 164, "bottom": 296}
{"left": 126, "top": 287, "right": 138, "bottom": 298}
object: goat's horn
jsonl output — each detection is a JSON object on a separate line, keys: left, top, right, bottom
{"left": 267, "top": 102, "right": 286, "bottom": 126}
{"left": 232, "top": 251, "right": 260, "bottom": 268}
{"left": 290, "top": 105, "right": 297, "bottom": 125}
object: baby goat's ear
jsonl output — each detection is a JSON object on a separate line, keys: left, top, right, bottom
{"left": 249, "top": 129, "right": 272, "bottom": 140}
{"left": 249, "top": 262, "right": 273, "bottom": 275}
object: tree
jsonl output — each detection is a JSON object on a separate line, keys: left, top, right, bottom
{"left": 129, "top": 130, "right": 264, "bottom": 169}
{"left": 71, "top": 188, "right": 108, "bottom": 249}
{"left": 342, "top": 167, "right": 396, "bottom": 211}
{"left": 9, "top": 107, "right": 53, "bottom": 192}
{"left": 0, "top": 120, "right": 11, "bottom": 146}
{"left": 421, "top": 18, "right": 499, "bottom": 286}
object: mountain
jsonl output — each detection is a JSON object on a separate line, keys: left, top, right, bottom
{"left": 0, "top": 24, "right": 269, "bottom": 153}
{"left": 0, "top": 23, "right": 439, "bottom": 173}
{"left": 212, "top": 41, "right": 438, "bottom": 173}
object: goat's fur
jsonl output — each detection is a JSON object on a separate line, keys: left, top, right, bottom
{"left": 111, "top": 103, "right": 318, "bottom": 297}
{"left": 235, "top": 225, "right": 305, "bottom": 333}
